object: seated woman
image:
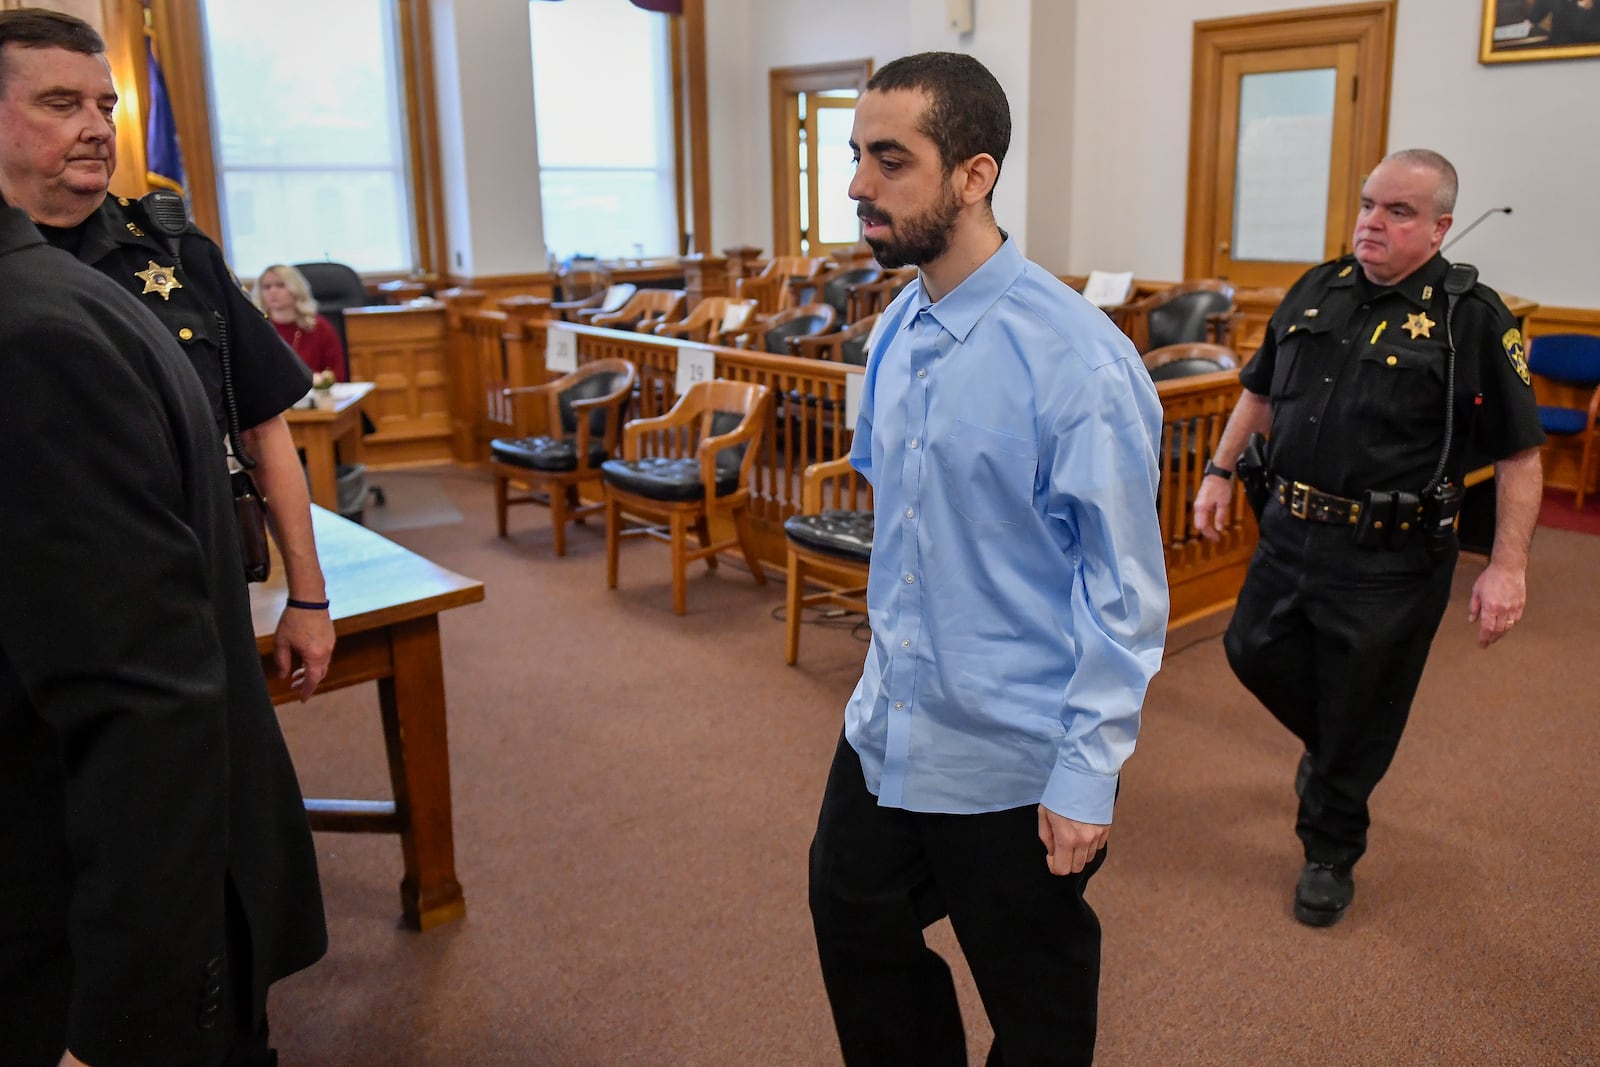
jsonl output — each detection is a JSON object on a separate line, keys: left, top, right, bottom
{"left": 254, "top": 264, "right": 348, "bottom": 381}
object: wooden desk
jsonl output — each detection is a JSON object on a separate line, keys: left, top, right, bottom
{"left": 251, "top": 507, "right": 484, "bottom": 930}
{"left": 284, "top": 382, "right": 375, "bottom": 511}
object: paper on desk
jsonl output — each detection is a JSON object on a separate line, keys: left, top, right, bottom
{"left": 1082, "top": 270, "right": 1134, "bottom": 308}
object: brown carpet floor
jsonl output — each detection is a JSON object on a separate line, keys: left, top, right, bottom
{"left": 268, "top": 466, "right": 1599, "bottom": 1066}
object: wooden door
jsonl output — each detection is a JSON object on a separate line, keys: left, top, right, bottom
{"left": 1186, "top": 3, "right": 1395, "bottom": 289}
{"left": 769, "top": 61, "right": 871, "bottom": 258}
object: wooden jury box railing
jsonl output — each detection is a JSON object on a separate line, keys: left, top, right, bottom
{"left": 444, "top": 306, "right": 1256, "bottom": 627}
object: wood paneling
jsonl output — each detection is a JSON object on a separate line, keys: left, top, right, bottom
{"left": 346, "top": 304, "right": 454, "bottom": 467}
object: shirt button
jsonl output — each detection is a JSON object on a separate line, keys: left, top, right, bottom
{"left": 909, "top": 437, "right": 919, "bottom": 448}
{"left": 894, "top": 701, "right": 904, "bottom": 710}
{"left": 1386, "top": 355, "right": 1398, "bottom": 366}
{"left": 904, "top": 574, "right": 915, "bottom": 584}
{"left": 178, "top": 327, "right": 193, "bottom": 341}
{"left": 1323, "top": 376, "right": 1332, "bottom": 384}
{"left": 902, "top": 639, "right": 911, "bottom": 648}
{"left": 1309, "top": 415, "right": 1318, "bottom": 423}
{"left": 904, "top": 507, "right": 915, "bottom": 518}
{"left": 916, "top": 368, "right": 927, "bottom": 378}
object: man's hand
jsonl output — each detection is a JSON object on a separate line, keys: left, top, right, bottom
{"left": 1037, "top": 806, "right": 1110, "bottom": 876}
{"left": 1467, "top": 559, "right": 1526, "bottom": 648}
{"left": 274, "top": 606, "right": 335, "bottom": 701}
{"left": 1193, "top": 475, "right": 1234, "bottom": 542}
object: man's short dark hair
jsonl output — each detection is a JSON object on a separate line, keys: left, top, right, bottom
{"left": 867, "top": 52, "right": 1011, "bottom": 202}
{"left": 0, "top": 8, "right": 106, "bottom": 94}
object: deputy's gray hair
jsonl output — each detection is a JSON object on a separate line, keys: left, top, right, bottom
{"left": 1382, "top": 148, "right": 1458, "bottom": 217}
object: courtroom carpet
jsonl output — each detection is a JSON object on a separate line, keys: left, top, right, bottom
{"left": 267, "top": 464, "right": 1599, "bottom": 1066}
{"left": 1537, "top": 486, "right": 1600, "bottom": 538}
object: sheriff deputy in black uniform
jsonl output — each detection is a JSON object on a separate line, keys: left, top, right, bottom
{"left": 0, "top": 8, "right": 333, "bottom": 701}
{"left": 1193, "top": 148, "right": 1545, "bottom": 928}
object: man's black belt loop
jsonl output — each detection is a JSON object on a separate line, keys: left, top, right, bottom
{"left": 1272, "top": 476, "right": 1362, "bottom": 526}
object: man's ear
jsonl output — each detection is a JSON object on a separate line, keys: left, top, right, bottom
{"left": 1432, "top": 211, "right": 1453, "bottom": 247}
{"left": 955, "top": 153, "right": 998, "bottom": 207}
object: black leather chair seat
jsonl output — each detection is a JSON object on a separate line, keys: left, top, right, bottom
{"left": 1148, "top": 358, "right": 1228, "bottom": 382}
{"left": 491, "top": 435, "right": 608, "bottom": 472}
{"left": 784, "top": 509, "right": 874, "bottom": 561}
{"left": 601, "top": 456, "right": 740, "bottom": 501}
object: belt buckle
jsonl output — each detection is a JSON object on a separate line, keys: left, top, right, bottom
{"left": 1289, "top": 481, "right": 1311, "bottom": 520}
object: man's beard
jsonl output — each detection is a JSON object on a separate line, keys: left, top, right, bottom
{"left": 858, "top": 185, "right": 961, "bottom": 270}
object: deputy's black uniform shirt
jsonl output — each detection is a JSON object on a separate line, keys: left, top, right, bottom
{"left": 1240, "top": 253, "right": 1544, "bottom": 499}
{"left": 40, "top": 194, "right": 310, "bottom": 437}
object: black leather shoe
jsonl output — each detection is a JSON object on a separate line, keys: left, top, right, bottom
{"left": 1294, "top": 862, "right": 1354, "bottom": 927}
{"left": 1294, "top": 752, "right": 1312, "bottom": 799}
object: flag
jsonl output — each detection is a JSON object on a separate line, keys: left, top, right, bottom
{"left": 144, "top": 23, "right": 185, "bottom": 194}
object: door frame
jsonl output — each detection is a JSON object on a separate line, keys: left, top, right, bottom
{"left": 769, "top": 59, "right": 872, "bottom": 257}
{"left": 1184, "top": 1, "right": 1396, "bottom": 282}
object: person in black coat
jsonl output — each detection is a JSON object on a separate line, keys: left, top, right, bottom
{"left": 0, "top": 200, "right": 326, "bottom": 1064}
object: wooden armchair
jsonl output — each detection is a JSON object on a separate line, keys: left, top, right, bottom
{"left": 793, "top": 313, "right": 880, "bottom": 366}
{"left": 784, "top": 455, "right": 873, "bottom": 665}
{"left": 1119, "top": 280, "right": 1238, "bottom": 353}
{"left": 550, "top": 282, "right": 637, "bottom": 323}
{"left": 589, "top": 288, "right": 686, "bottom": 332}
{"left": 735, "top": 303, "right": 838, "bottom": 355}
{"left": 787, "top": 265, "right": 882, "bottom": 323}
{"left": 735, "top": 256, "right": 827, "bottom": 317}
{"left": 489, "top": 358, "right": 637, "bottom": 555}
{"left": 654, "top": 297, "right": 758, "bottom": 346}
{"left": 1143, "top": 342, "right": 1238, "bottom": 382}
{"left": 842, "top": 266, "right": 916, "bottom": 322}
{"left": 600, "top": 380, "right": 772, "bottom": 615}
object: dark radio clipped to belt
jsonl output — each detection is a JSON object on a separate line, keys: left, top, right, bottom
{"left": 232, "top": 470, "right": 271, "bottom": 583}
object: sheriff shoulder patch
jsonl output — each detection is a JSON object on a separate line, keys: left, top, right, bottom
{"left": 1503, "top": 328, "right": 1530, "bottom": 385}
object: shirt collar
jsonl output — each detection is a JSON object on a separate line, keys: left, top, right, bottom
{"left": 904, "top": 234, "right": 1024, "bottom": 343}
{"left": 0, "top": 205, "right": 46, "bottom": 256}
{"left": 1335, "top": 252, "right": 1449, "bottom": 308}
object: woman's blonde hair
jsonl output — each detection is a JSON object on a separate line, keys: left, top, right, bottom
{"left": 254, "top": 264, "right": 319, "bottom": 330}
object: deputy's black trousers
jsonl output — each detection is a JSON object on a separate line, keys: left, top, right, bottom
{"left": 809, "top": 733, "right": 1104, "bottom": 1067}
{"left": 1225, "top": 501, "right": 1457, "bottom": 869}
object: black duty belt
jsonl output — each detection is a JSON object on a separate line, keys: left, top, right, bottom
{"left": 1272, "top": 477, "right": 1361, "bottom": 525}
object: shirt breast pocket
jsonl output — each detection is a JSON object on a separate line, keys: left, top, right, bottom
{"left": 1270, "top": 319, "right": 1330, "bottom": 400}
{"left": 1359, "top": 342, "right": 1444, "bottom": 419}
{"left": 936, "top": 419, "right": 1038, "bottom": 526}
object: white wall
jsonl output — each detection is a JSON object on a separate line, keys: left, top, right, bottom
{"left": 1068, "top": 0, "right": 1599, "bottom": 308}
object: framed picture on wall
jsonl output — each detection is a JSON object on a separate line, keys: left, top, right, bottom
{"left": 1481, "top": 0, "right": 1600, "bottom": 63}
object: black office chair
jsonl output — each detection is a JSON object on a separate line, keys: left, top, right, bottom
{"left": 293, "top": 260, "right": 376, "bottom": 354}
{"left": 293, "top": 261, "right": 386, "bottom": 508}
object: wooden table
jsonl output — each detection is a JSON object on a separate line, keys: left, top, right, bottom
{"left": 284, "top": 382, "right": 375, "bottom": 511}
{"left": 251, "top": 507, "right": 484, "bottom": 930}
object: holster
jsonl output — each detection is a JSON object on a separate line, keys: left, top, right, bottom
{"left": 1236, "top": 432, "right": 1271, "bottom": 521}
{"left": 232, "top": 470, "right": 271, "bottom": 583}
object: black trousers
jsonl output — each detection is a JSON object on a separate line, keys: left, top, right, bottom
{"left": 1225, "top": 501, "right": 1456, "bottom": 869}
{"left": 809, "top": 733, "right": 1105, "bottom": 1067}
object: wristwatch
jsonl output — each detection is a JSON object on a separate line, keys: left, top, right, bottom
{"left": 1202, "top": 460, "right": 1234, "bottom": 481}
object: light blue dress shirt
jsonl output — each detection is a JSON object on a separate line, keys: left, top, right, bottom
{"left": 845, "top": 237, "right": 1169, "bottom": 822}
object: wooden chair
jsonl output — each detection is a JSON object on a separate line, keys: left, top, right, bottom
{"left": 1143, "top": 342, "right": 1238, "bottom": 382}
{"left": 1527, "top": 333, "right": 1600, "bottom": 509}
{"left": 735, "top": 303, "right": 838, "bottom": 354}
{"left": 735, "top": 256, "right": 827, "bottom": 317}
{"left": 654, "top": 297, "right": 758, "bottom": 345}
{"left": 784, "top": 455, "right": 872, "bottom": 665}
{"left": 1119, "top": 280, "right": 1238, "bottom": 353}
{"left": 601, "top": 380, "right": 772, "bottom": 615}
{"left": 489, "top": 358, "right": 637, "bottom": 555}
{"left": 550, "top": 282, "right": 636, "bottom": 323}
{"left": 589, "top": 288, "right": 686, "bottom": 332}
{"left": 788, "top": 264, "right": 882, "bottom": 323}
{"left": 843, "top": 266, "right": 916, "bottom": 322}
{"left": 793, "top": 313, "right": 880, "bottom": 366}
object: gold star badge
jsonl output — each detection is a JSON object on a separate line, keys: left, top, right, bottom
{"left": 135, "top": 261, "right": 182, "bottom": 301}
{"left": 1402, "top": 312, "right": 1435, "bottom": 340}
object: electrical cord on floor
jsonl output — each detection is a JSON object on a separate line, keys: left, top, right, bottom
{"left": 770, "top": 603, "right": 871, "bottom": 642}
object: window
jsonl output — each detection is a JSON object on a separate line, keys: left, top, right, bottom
{"left": 201, "top": 0, "right": 415, "bottom": 279}
{"left": 529, "top": 0, "right": 677, "bottom": 261}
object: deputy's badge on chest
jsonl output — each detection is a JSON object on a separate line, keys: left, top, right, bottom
{"left": 1503, "top": 328, "right": 1531, "bottom": 385}
{"left": 1402, "top": 312, "right": 1435, "bottom": 340}
{"left": 135, "top": 260, "right": 183, "bottom": 301}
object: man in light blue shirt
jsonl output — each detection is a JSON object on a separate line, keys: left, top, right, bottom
{"left": 808, "top": 53, "right": 1168, "bottom": 1066}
